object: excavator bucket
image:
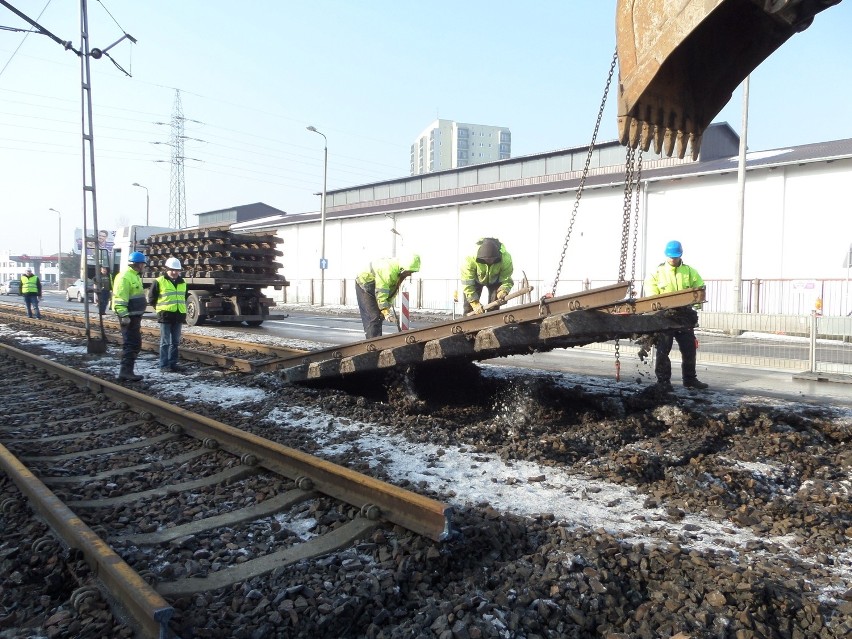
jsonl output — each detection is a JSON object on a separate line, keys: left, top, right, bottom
{"left": 616, "top": 0, "right": 842, "bottom": 160}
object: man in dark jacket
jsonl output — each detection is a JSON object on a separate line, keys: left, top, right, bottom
{"left": 20, "top": 267, "right": 42, "bottom": 319}
{"left": 96, "top": 265, "right": 113, "bottom": 315}
{"left": 148, "top": 257, "right": 187, "bottom": 372}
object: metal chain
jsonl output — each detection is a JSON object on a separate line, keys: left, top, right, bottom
{"left": 617, "top": 146, "right": 636, "bottom": 283}
{"left": 630, "top": 150, "right": 643, "bottom": 296}
{"left": 549, "top": 49, "right": 618, "bottom": 298}
{"left": 615, "top": 148, "right": 644, "bottom": 381}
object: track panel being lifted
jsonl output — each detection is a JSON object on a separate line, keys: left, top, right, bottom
{"left": 278, "top": 284, "right": 705, "bottom": 383}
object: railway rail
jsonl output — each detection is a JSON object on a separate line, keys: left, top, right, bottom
{"left": 0, "top": 304, "right": 308, "bottom": 372}
{"left": 279, "top": 284, "right": 706, "bottom": 382}
{"left": 0, "top": 344, "right": 451, "bottom": 638}
{"left": 0, "top": 284, "right": 705, "bottom": 383}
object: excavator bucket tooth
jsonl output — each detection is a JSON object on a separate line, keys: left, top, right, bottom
{"left": 616, "top": 0, "right": 841, "bottom": 158}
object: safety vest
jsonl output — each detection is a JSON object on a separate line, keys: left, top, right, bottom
{"left": 154, "top": 276, "right": 187, "bottom": 313}
{"left": 112, "top": 268, "right": 147, "bottom": 317}
{"left": 20, "top": 274, "right": 39, "bottom": 294}
{"left": 645, "top": 261, "right": 704, "bottom": 295}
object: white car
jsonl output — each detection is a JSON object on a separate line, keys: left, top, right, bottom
{"left": 65, "top": 279, "right": 94, "bottom": 302}
{"left": 0, "top": 281, "right": 21, "bottom": 295}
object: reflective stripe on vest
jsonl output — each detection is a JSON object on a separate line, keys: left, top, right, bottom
{"left": 154, "top": 277, "right": 187, "bottom": 313}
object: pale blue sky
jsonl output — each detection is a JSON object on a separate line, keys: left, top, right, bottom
{"left": 1, "top": 0, "right": 850, "bottom": 255}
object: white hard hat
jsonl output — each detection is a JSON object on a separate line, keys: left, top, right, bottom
{"left": 165, "top": 257, "right": 182, "bottom": 270}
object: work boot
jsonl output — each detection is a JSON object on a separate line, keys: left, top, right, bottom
{"left": 683, "top": 379, "right": 709, "bottom": 390}
{"left": 654, "top": 380, "right": 673, "bottom": 392}
{"left": 118, "top": 363, "right": 143, "bottom": 382}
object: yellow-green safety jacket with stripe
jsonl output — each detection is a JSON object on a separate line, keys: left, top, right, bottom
{"left": 645, "top": 260, "right": 704, "bottom": 295}
{"left": 152, "top": 276, "right": 187, "bottom": 313}
{"left": 460, "top": 243, "right": 513, "bottom": 303}
{"left": 356, "top": 257, "right": 410, "bottom": 310}
{"left": 20, "top": 274, "right": 41, "bottom": 295}
{"left": 112, "top": 267, "right": 147, "bottom": 317}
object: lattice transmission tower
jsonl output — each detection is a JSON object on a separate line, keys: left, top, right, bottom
{"left": 168, "top": 90, "right": 187, "bottom": 229}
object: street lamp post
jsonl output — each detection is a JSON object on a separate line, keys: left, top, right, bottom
{"left": 49, "top": 208, "right": 62, "bottom": 287}
{"left": 132, "top": 182, "right": 149, "bottom": 225}
{"left": 307, "top": 126, "right": 328, "bottom": 306}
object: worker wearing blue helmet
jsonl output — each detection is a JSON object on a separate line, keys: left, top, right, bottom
{"left": 113, "top": 251, "right": 149, "bottom": 381}
{"left": 645, "top": 240, "right": 708, "bottom": 391}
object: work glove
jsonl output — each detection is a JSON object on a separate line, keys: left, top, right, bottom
{"left": 469, "top": 300, "right": 484, "bottom": 315}
{"left": 496, "top": 289, "right": 508, "bottom": 302}
{"left": 381, "top": 308, "right": 393, "bottom": 323}
{"left": 119, "top": 316, "right": 131, "bottom": 327}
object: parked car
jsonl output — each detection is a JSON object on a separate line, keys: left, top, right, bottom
{"left": 0, "top": 280, "right": 21, "bottom": 295}
{"left": 65, "top": 279, "right": 94, "bottom": 303}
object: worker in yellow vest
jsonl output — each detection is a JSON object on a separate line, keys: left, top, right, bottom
{"left": 148, "top": 257, "right": 187, "bottom": 373}
{"left": 113, "top": 252, "right": 148, "bottom": 382}
{"left": 20, "top": 267, "right": 42, "bottom": 319}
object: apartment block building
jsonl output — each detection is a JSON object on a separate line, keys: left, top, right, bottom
{"left": 410, "top": 119, "right": 510, "bottom": 175}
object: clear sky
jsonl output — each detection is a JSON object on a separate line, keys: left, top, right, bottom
{"left": 1, "top": 0, "right": 850, "bottom": 256}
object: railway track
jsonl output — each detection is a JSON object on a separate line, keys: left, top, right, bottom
{"left": 0, "top": 344, "right": 451, "bottom": 638}
{"left": 0, "top": 304, "right": 309, "bottom": 372}
{"left": 1, "top": 283, "right": 705, "bottom": 382}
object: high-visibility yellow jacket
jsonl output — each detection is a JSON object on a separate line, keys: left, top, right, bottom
{"left": 356, "top": 258, "right": 411, "bottom": 310}
{"left": 645, "top": 261, "right": 704, "bottom": 295}
{"left": 112, "top": 268, "right": 146, "bottom": 317}
{"left": 460, "top": 240, "right": 513, "bottom": 303}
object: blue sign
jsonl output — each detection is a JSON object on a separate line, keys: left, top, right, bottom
{"left": 320, "top": 258, "right": 328, "bottom": 270}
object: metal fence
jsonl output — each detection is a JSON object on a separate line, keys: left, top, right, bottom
{"left": 277, "top": 277, "right": 852, "bottom": 316}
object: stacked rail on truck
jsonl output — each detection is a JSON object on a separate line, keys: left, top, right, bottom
{"left": 112, "top": 225, "right": 289, "bottom": 327}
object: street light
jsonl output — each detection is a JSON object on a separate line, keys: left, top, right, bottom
{"left": 48, "top": 208, "right": 62, "bottom": 287}
{"left": 307, "top": 125, "right": 328, "bottom": 306}
{"left": 132, "top": 182, "right": 149, "bottom": 225}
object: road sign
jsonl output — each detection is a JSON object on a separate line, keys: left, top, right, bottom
{"left": 320, "top": 258, "right": 328, "bottom": 270}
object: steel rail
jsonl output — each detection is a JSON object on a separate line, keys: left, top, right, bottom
{"left": 0, "top": 441, "right": 173, "bottom": 639}
{"left": 0, "top": 309, "right": 306, "bottom": 371}
{"left": 260, "top": 283, "right": 631, "bottom": 372}
{"left": 277, "top": 286, "right": 706, "bottom": 381}
{"left": 0, "top": 306, "right": 307, "bottom": 358}
{"left": 0, "top": 343, "right": 451, "bottom": 542}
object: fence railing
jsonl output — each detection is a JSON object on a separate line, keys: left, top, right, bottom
{"left": 275, "top": 277, "right": 852, "bottom": 316}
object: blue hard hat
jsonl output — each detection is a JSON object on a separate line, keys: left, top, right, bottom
{"left": 128, "top": 251, "right": 147, "bottom": 264}
{"left": 664, "top": 240, "right": 683, "bottom": 258}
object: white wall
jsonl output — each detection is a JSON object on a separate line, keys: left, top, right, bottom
{"left": 275, "top": 157, "right": 852, "bottom": 305}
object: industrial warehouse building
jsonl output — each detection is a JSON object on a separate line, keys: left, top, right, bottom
{"left": 236, "top": 124, "right": 852, "bottom": 316}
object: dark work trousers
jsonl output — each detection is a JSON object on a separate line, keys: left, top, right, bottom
{"left": 120, "top": 316, "right": 143, "bottom": 367}
{"left": 655, "top": 328, "right": 698, "bottom": 384}
{"left": 356, "top": 281, "right": 384, "bottom": 339}
{"left": 462, "top": 282, "right": 499, "bottom": 314}
{"left": 23, "top": 293, "right": 41, "bottom": 319}
{"left": 97, "top": 290, "right": 111, "bottom": 315}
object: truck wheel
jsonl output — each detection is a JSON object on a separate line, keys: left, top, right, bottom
{"left": 186, "top": 293, "right": 206, "bottom": 327}
{"left": 245, "top": 320, "right": 263, "bottom": 327}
